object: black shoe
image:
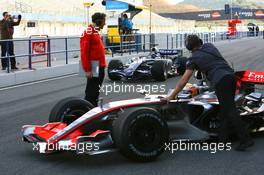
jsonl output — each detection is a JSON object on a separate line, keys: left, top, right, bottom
{"left": 2, "top": 67, "right": 6, "bottom": 70}
{"left": 235, "top": 140, "right": 254, "bottom": 151}
{"left": 11, "top": 67, "right": 19, "bottom": 70}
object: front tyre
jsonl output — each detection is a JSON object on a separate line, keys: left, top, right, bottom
{"left": 112, "top": 107, "right": 169, "bottom": 162}
{"left": 49, "top": 97, "right": 94, "bottom": 124}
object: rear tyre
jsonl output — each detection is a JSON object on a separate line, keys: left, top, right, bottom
{"left": 49, "top": 97, "right": 94, "bottom": 124}
{"left": 240, "top": 83, "right": 255, "bottom": 95}
{"left": 151, "top": 60, "right": 168, "bottom": 81}
{"left": 112, "top": 107, "right": 169, "bottom": 162}
{"left": 108, "top": 60, "right": 123, "bottom": 81}
{"left": 176, "top": 57, "right": 187, "bottom": 75}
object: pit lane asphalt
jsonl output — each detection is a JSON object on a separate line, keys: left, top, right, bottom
{"left": 0, "top": 37, "right": 264, "bottom": 175}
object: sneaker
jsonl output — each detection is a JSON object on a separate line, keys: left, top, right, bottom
{"left": 235, "top": 140, "right": 254, "bottom": 151}
{"left": 2, "top": 67, "right": 6, "bottom": 70}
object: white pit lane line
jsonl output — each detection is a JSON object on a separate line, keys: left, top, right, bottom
{"left": 0, "top": 74, "right": 78, "bottom": 91}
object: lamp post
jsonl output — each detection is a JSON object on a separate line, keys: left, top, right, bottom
{"left": 230, "top": 0, "right": 233, "bottom": 20}
{"left": 149, "top": 0, "right": 152, "bottom": 50}
{"left": 83, "top": 1, "right": 94, "bottom": 25}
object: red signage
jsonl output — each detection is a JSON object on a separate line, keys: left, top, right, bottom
{"left": 255, "top": 10, "right": 264, "bottom": 17}
{"left": 212, "top": 11, "right": 221, "bottom": 18}
{"left": 238, "top": 70, "right": 264, "bottom": 84}
{"left": 32, "top": 41, "right": 46, "bottom": 56}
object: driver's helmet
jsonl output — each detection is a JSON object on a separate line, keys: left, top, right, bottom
{"left": 151, "top": 47, "right": 159, "bottom": 54}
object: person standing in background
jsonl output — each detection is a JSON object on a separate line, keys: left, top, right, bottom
{"left": 121, "top": 14, "right": 133, "bottom": 47}
{"left": 0, "top": 12, "right": 21, "bottom": 70}
{"left": 80, "top": 13, "right": 106, "bottom": 107}
{"left": 255, "top": 25, "right": 259, "bottom": 37}
{"left": 121, "top": 14, "right": 133, "bottom": 35}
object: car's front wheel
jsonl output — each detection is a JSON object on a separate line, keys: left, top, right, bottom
{"left": 112, "top": 107, "right": 169, "bottom": 162}
{"left": 49, "top": 97, "right": 94, "bottom": 124}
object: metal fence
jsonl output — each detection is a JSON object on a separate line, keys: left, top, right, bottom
{"left": 154, "top": 31, "right": 264, "bottom": 49}
{"left": 0, "top": 31, "right": 263, "bottom": 73}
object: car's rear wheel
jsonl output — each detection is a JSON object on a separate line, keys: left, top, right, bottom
{"left": 108, "top": 60, "right": 123, "bottom": 81}
{"left": 49, "top": 97, "right": 94, "bottom": 124}
{"left": 240, "top": 83, "right": 255, "bottom": 95}
{"left": 151, "top": 60, "right": 168, "bottom": 81}
{"left": 112, "top": 107, "right": 169, "bottom": 162}
{"left": 175, "top": 57, "right": 187, "bottom": 75}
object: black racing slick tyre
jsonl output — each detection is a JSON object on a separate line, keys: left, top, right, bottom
{"left": 176, "top": 57, "right": 187, "bottom": 75}
{"left": 151, "top": 60, "right": 168, "bottom": 81}
{"left": 112, "top": 107, "right": 169, "bottom": 162}
{"left": 240, "top": 83, "right": 255, "bottom": 95}
{"left": 108, "top": 60, "right": 123, "bottom": 81}
{"left": 49, "top": 97, "right": 94, "bottom": 124}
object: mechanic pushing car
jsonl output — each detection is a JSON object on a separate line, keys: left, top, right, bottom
{"left": 80, "top": 13, "right": 106, "bottom": 107}
{"left": 162, "top": 34, "right": 254, "bottom": 151}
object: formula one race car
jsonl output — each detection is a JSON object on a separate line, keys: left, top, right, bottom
{"left": 107, "top": 48, "right": 187, "bottom": 81}
{"left": 22, "top": 70, "right": 264, "bottom": 162}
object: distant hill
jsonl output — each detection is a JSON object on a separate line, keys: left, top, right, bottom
{"left": 143, "top": 0, "right": 204, "bottom": 13}
{"left": 180, "top": 0, "right": 264, "bottom": 10}
{"left": 143, "top": 0, "right": 264, "bottom": 13}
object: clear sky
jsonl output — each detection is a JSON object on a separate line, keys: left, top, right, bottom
{"left": 164, "top": 0, "right": 184, "bottom": 5}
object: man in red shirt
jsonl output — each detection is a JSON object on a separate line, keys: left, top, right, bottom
{"left": 80, "top": 13, "right": 106, "bottom": 107}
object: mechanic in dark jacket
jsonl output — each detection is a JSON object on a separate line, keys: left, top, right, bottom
{"left": 80, "top": 13, "right": 106, "bottom": 107}
{"left": 0, "top": 12, "right": 21, "bottom": 70}
{"left": 162, "top": 34, "right": 254, "bottom": 151}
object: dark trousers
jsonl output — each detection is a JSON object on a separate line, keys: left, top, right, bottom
{"left": 85, "top": 68, "right": 105, "bottom": 107}
{"left": 1, "top": 41, "right": 16, "bottom": 68}
{"left": 215, "top": 74, "right": 251, "bottom": 143}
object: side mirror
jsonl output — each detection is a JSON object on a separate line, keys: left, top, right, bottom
{"left": 139, "top": 89, "right": 149, "bottom": 96}
{"left": 98, "top": 97, "right": 104, "bottom": 111}
{"left": 151, "top": 47, "right": 158, "bottom": 53}
{"left": 194, "top": 71, "right": 205, "bottom": 81}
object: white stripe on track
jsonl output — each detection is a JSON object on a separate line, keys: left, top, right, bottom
{"left": 0, "top": 74, "right": 79, "bottom": 91}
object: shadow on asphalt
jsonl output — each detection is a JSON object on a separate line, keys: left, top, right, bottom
{"left": 18, "top": 132, "right": 264, "bottom": 168}
{"left": 19, "top": 150, "right": 157, "bottom": 167}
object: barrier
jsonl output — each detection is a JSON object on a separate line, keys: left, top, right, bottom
{"left": 29, "top": 35, "right": 49, "bottom": 68}
{"left": 0, "top": 31, "right": 262, "bottom": 73}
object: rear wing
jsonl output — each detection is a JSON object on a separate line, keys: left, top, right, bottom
{"left": 235, "top": 70, "right": 264, "bottom": 85}
{"left": 158, "top": 49, "right": 183, "bottom": 57}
